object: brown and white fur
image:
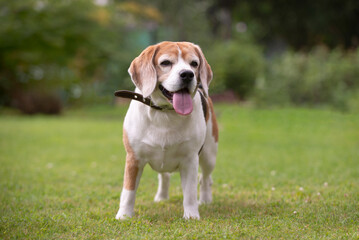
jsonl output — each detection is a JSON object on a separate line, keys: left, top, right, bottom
{"left": 115, "top": 41, "right": 218, "bottom": 220}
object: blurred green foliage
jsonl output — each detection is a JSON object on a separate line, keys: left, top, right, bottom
{"left": 0, "top": 1, "right": 103, "bottom": 100}
{"left": 254, "top": 47, "right": 359, "bottom": 111}
{"left": 0, "top": 0, "right": 358, "bottom": 113}
{"left": 207, "top": 39, "right": 265, "bottom": 99}
{"left": 0, "top": 0, "right": 134, "bottom": 107}
{"left": 229, "top": 0, "right": 359, "bottom": 49}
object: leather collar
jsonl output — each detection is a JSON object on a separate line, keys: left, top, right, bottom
{"left": 114, "top": 83, "right": 204, "bottom": 111}
{"left": 114, "top": 90, "right": 170, "bottom": 110}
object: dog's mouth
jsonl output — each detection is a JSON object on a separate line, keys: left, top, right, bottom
{"left": 159, "top": 84, "right": 193, "bottom": 115}
{"left": 159, "top": 84, "right": 174, "bottom": 102}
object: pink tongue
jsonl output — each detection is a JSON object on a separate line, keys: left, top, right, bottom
{"left": 173, "top": 90, "right": 193, "bottom": 115}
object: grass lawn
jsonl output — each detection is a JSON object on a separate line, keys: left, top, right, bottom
{"left": 1, "top": 105, "right": 358, "bottom": 239}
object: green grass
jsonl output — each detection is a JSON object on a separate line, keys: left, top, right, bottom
{"left": 1, "top": 105, "right": 358, "bottom": 239}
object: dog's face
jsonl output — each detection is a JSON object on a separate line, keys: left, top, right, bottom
{"left": 128, "top": 41, "right": 212, "bottom": 115}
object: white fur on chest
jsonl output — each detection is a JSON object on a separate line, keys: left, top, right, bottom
{"left": 123, "top": 93, "right": 206, "bottom": 172}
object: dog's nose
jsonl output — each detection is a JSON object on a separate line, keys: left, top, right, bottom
{"left": 179, "top": 70, "right": 194, "bottom": 83}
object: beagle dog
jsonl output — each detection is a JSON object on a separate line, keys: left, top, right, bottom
{"left": 115, "top": 41, "right": 218, "bottom": 220}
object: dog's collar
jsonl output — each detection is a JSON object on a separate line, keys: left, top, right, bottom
{"left": 114, "top": 83, "right": 204, "bottom": 111}
{"left": 114, "top": 90, "right": 173, "bottom": 111}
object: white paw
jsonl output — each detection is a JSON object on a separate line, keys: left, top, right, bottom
{"left": 199, "top": 198, "right": 212, "bottom": 205}
{"left": 199, "top": 192, "right": 212, "bottom": 205}
{"left": 115, "top": 208, "right": 134, "bottom": 220}
{"left": 154, "top": 192, "right": 169, "bottom": 202}
{"left": 183, "top": 207, "right": 200, "bottom": 220}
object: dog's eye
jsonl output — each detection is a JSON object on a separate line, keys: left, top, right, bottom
{"left": 190, "top": 61, "right": 198, "bottom": 68}
{"left": 160, "top": 60, "right": 172, "bottom": 66}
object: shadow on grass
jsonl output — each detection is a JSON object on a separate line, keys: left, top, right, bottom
{"left": 200, "top": 196, "right": 290, "bottom": 220}
{"left": 134, "top": 193, "right": 291, "bottom": 221}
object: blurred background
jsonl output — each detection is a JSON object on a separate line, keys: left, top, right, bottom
{"left": 1, "top": 0, "right": 359, "bottom": 114}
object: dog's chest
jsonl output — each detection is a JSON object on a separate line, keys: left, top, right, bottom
{"left": 124, "top": 100, "right": 206, "bottom": 172}
{"left": 133, "top": 125, "right": 202, "bottom": 172}
{"left": 138, "top": 140, "right": 194, "bottom": 172}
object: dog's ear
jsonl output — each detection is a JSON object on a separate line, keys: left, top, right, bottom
{"left": 128, "top": 45, "right": 158, "bottom": 98}
{"left": 194, "top": 44, "right": 213, "bottom": 96}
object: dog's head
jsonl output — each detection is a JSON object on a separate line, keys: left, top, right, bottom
{"left": 128, "top": 41, "right": 212, "bottom": 115}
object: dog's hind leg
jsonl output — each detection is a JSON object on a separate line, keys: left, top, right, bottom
{"left": 154, "top": 173, "right": 171, "bottom": 202}
{"left": 199, "top": 102, "right": 218, "bottom": 204}
{"left": 199, "top": 144, "right": 216, "bottom": 204}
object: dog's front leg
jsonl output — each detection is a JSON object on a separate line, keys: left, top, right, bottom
{"left": 180, "top": 155, "right": 200, "bottom": 220}
{"left": 116, "top": 154, "right": 144, "bottom": 220}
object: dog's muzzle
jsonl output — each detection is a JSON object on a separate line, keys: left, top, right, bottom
{"left": 159, "top": 84, "right": 193, "bottom": 116}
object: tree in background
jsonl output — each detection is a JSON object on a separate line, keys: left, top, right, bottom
{"left": 0, "top": 0, "right": 128, "bottom": 112}
{"left": 211, "top": 0, "right": 359, "bottom": 50}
